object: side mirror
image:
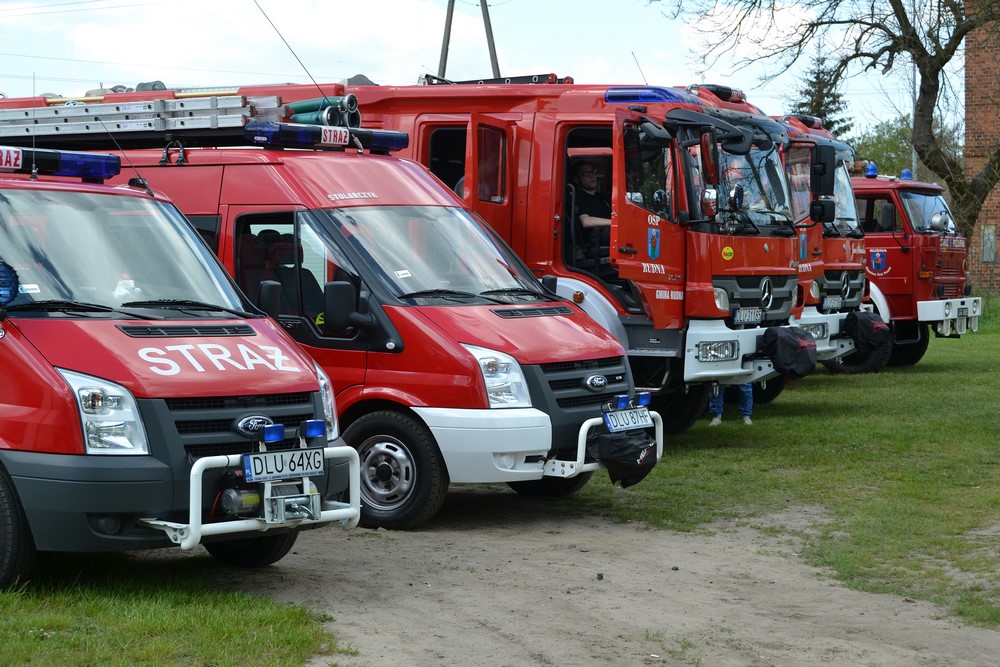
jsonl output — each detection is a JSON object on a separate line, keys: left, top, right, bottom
{"left": 810, "top": 199, "right": 836, "bottom": 223}
{"left": 257, "top": 280, "right": 282, "bottom": 320}
{"left": 811, "top": 145, "right": 836, "bottom": 197}
{"left": 700, "top": 188, "right": 718, "bottom": 217}
{"left": 728, "top": 184, "right": 745, "bottom": 210}
{"left": 880, "top": 202, "right": 896, "bottom": 231}
{"left": 324, "top": 280, "right": 374, "bottom": 332}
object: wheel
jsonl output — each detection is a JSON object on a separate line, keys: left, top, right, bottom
{"left": 888, "top": 323, "right": 930, "bottom": 366}
{"left": 507, "top": 471, "right": 593, "bottom": 497}
{"left": 204, "top": 532, "right": 298, "bottom": 568}
{"left": 344, "top": 410, "right": 448, "bottom": 530}
{"left": 649, "top": 383, "right": 710, "bottom": 434}
{"left": 822, "top": 338, "right": 893, "bottom": 374}
{"left": 752, "top": 374, "right": 787, "bottom": 404}
{"left": 0, "top": 466, "right": 35, "bottom": 588}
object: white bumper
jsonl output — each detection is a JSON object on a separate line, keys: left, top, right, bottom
{"left": 684, "top": 319, "right": 780, "bottom": 385}
{"left": 412, "top": 406, "right": 664, "bottom": 483}
{"left": 917, "top": 297, "right": 982, "bottom": 336}
{"left": 790, "top": 307, "right": 855, "bottom": 361}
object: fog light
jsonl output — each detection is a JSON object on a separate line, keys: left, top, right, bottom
{"left": 697, "top": 340, "right": 739, "bottom": 362}
{"left": 800, "top": 323, "right": 828, "bottom": 340}
{"left": 943, "top": 301, "right": 952, "bottom": 317}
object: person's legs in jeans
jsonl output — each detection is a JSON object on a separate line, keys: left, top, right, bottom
{"left": 708, "top": 384, "right": 723, "bottom": 426}
{"left": 738, "top": 383, "right": 753, "bottom": 425}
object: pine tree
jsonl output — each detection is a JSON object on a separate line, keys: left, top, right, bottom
{"left": 789, "top": 53, "right": 853, "bottom": 137}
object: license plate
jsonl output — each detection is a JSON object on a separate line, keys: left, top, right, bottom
{"left": 603, "top": 407, "right": 654, "bottom": 433}
{"left": 733, "top": 308, "right": 762, "bottom": 324}
{"left": 243, "top": 447, "right": 325, "bottom": 483}
{"left": 958, "top": 307, "right": 968, "bottom": 317}
{"left": 822, "top": 295, "right": 843, "bottom": 310}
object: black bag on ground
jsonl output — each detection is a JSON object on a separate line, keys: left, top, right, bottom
{"left": 761, "top": 326, "right": 817, "bottom": 379}
{"left": 594, "top": 431, "right": 657, "bottom": 488}
{"left": 842, "top": 310, "right": 892, "bottom": 354}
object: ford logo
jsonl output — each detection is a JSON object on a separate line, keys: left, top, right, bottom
{"left": 585, "top": 374, "right": 609, "bottom": 392}
{"left": 234, "top": 414, "right": 275, "bottom": 438}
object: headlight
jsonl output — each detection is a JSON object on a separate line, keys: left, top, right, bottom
{"left": 313, "top": 361, "right": 340, "bottom": 440}
{"left": 713, "top": 287, "right": 730, "bottom": 312}
{"left": 943, "top": 301, "right": 952, "bottom": 317}
{"left": 462, "top": 344, "right": 532, "bottom": 408}
{"left": 697, "top": 340, "right": 739, "bottom": 362}
{"left": 58, "top": 369, "right": 149, "bottom": 455}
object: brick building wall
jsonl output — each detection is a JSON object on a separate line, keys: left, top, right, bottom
{"left": 965, "top": 7, "right": 1000, "bottom": 292}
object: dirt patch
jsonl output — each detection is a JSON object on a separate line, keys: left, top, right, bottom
{"left": 209, "top": 486, "right": 1000, "bottom": 666}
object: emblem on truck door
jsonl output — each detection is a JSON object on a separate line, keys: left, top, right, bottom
{"left": 234, "top": 415, "right": 275, "bottom": 439}
{"left": 585, "top": 375, "right": 609, "bottom": 392}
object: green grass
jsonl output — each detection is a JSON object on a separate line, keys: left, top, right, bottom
{"left": 0, "top": 553, "right": 342, "bottom": 666}
{"left": 579, "top": 292, "right": 1000, "bottom": 627}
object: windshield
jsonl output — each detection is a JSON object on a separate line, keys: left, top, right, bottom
{"left": 323, "top": 206, "right": 547, "bottom": 302}
{"left": 0, "top": 188, "right": 246, "bottom": 316}
{"left": 900, "top": 190, "right": 958, "bottom": 234}
{"left": 719, "top": 147, "right": 793, "bottom": 229}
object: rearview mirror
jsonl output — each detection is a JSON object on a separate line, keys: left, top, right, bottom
{"left": 811, "top": 145, "right": 836, "bottom": 197}
{"left": 700, "top": 129, "right": 720, "bottom": 185}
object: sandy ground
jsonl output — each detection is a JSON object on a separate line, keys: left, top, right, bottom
{"left": 208, "top": 485, "right": 1000, "bottom": 667}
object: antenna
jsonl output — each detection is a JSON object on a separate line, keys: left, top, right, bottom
{"left": 631, "top": 52, "right": 648, "bottom": 86}
{"left": 30, "top": 73, "right": 38, "bottom": 180}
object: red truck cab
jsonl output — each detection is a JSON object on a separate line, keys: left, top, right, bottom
{"left": 853, "top": 168, "right": 981, "bottom": 365}
{"left": 0, "top": 146, "right": 359, "bottom": 587}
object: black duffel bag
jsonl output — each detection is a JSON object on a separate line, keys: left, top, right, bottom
{"left": 842, "top": 310, "right": 892, "bottom": 354}
{"left": 593, "top": 431, "right": 658, "bottom": 488}
{"left": 761, "top": 326, "right": 817, "bottom": 379}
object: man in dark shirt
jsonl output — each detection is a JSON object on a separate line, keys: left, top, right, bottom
{"left": 572, "top": 160, "right": 611, "bottom": 251}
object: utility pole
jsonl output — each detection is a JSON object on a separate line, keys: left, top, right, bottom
{"left": 437, "top": 1, "right": 501, "bottom": 80}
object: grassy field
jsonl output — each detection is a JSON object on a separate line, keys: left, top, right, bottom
{"left": 581, "top": 293, "right": 1000, "bottom": 627}
{"left": 1, "top": 296, "right": 996, "bottom": 664}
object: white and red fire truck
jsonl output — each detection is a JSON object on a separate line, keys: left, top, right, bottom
{"left": 0, "top": 144, "right": 361, "bottom": 588}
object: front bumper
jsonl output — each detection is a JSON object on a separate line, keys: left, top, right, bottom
{"left": 790, "top": 307, "right": 855, "bottom": 361}
{"left": 917, "top": 297, "right": 982, "bottom": 336}
{"left": 684, "top": 319, "right": 788, "bottom": 385}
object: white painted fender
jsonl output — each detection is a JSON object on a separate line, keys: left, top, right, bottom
{"left": 552, "top": 277, "right": 629, "bottom": 347}
{"left": 866, "top": 282, "right": 892, "bottom": 323}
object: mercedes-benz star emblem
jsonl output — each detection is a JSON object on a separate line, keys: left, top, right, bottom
{"left": 840, "top": 271, "right": 852, "bottom": 300}
{"left": 759, "top": 276, "right": 774, "bottom": 311}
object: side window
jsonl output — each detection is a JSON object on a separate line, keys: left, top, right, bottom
{"left": 186, "top": 215, "right": 221, "bottom": 253}
{"left": 428, "top": 127, "right": 467, "bottom": 193}
{"left": 477, "top": 125, "right": 505, "bottom": 203}
{"left": 872, "top": 198, "right": 899, "bottom": 232}
{"left": 624, "top": 124, "right": 673, "bottom": 218}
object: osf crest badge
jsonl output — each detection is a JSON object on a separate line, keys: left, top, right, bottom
{"left": 647, "top": 228, "right": 661, "bottom": 260}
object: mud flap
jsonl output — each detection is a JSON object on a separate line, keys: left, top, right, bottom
{"left": 843, "top": 310, "right": 892, "bottom": 354}
{"left": 761, "top": 326, "right": 818, "bottom": 379}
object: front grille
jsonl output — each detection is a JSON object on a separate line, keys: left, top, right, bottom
{"left": 714, "top": 274, "right": 796, "bottom": 323}
{"left": 160, "top": 392, "right": 320, "bottom": 459}
{"left": 818, "top": 270, "right": 865, "bottom": 311}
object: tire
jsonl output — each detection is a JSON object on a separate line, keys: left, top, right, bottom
{"left": 204, "top": 532, "right": 298, "bottom": 568}
{"left": 0, "top": 466, "right": 35, "bottom": 588}
{"left": 822, "top": 339, "right": 893, "bottom": 374}
{"left": 507, "top": 471, "right": 593, "bottom": 497}
{"left": 650, "top": 383, "right": 710, "bottom": 434}
{"left": 888, "top": 323, "right": 930, "bottom": 367}
{"left": 344, "top": 410, "right": 448, "bottom": 530}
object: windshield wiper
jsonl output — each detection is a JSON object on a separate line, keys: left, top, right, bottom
{"left": 396, "top": 288, "right": 497, "bottom": 302}
{"left": 4, "top": 299, "right": 159, "bottom": 319}
{"left": 121, "top": 299, "right": 254, "bottom": 317}
{"left": 478, "top": 287, "right": 557, "bottom": 301}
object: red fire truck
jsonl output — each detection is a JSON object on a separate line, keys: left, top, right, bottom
{"left": 0, "top": 144, "right": 361, "bottom": 588}
{"left": 0, "top": 84, "right": 662, "bottom": 530}
{"left": 349, "top": 77, "right": 830, "bottom": 424}
{"left": 777, "top": 114, "right": 881, "bottom": 373}
{"left": 852, "top": 166, "right": 981, "bottom": 365}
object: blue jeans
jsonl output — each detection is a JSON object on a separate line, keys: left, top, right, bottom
{"left": 709, "top": 383, "right": 753, "bottom": 418}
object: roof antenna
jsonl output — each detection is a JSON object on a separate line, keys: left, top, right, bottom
{"left": 632, "top": 52, "right": 648, "bottom": 86}
{"left": 30, "top": 73, "right": 38, "bottom": 180}
{"left": 254, "top": 0, "right": 339, "bottom": 114}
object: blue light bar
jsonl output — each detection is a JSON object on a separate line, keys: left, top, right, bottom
{"left": 262, "top": 423, "right": 285, "bottom": 443}
{"left": 300, "top": 419, "right": 326, "bottom": 439}
{"left": 0, "top": 145, "right": 120, "bottom": 180}
{"left": 636, "top": 391, "right": 651, "bottom": 407}
{"left": 901, "top": 168, "right": 912, "bottom": 180}
{"left": 244, "top": 121, "right": 408, "bottom": 153}
{"left": 605, "top": 86, "right": 701, "bottom": 106}
{"left": 865, "top": 162, "right": 878, "bottom": 178}
{"left": 614, "top": 394, "right": 630, "bottom": 410}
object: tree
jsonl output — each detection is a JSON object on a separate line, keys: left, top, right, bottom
{"left": 656, "top": 0, "right": 999, "bottom": 238}
{"left": 788, "top": 51, "right": 853, "bottom": 137}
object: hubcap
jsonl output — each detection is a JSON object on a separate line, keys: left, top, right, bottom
{"left": 358, "top": 437, "right": 415, "bottom": 511}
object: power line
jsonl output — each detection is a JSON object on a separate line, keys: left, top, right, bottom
{"left": 0, "top": 0, "right": 165, "bottom": 18}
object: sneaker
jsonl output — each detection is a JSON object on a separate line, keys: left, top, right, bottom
{"left": 709, "top": 416, "right": 722, "bottom": 426}
{"left": 742, "top": 416, "right": 753, "bottom": 426}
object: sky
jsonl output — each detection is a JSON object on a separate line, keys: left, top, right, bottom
{"left": 0, "top": 0, "right": 919, "bottom": 134}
